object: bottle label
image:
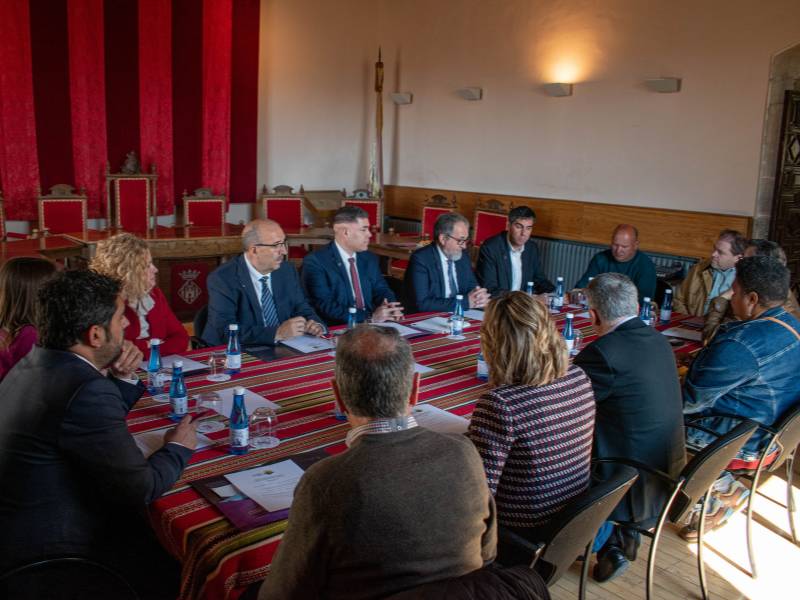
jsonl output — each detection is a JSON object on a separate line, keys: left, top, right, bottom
{"left": 226, "top": 354, "right": 241, "bottom": 370}
{"left": 171, "top": 395, "right": 188, "bottom": 416}
{"left": 450, "top": 316, "right": 463, "bottom": 335}
{"left": 477, "top": 358, "right": 489, "bottom": 381}
{"left": 230, "top": 427, "right": 249, "bottom": 447}
{"left": 148, "top": 371, "right": 164, "bottom": 390}
{"left": 660, "top": 309, "right": 671, "bottom": 322}
{"left": 564, "top": 337, "right": 575, "bottom": 351}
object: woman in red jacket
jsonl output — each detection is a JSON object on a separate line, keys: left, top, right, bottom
{"left": 91, "top": 233, "right": 189, "bottom": 358}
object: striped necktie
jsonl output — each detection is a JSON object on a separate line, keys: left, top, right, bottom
{"left": 447, "top": 259, "right": 457, "bottom": 298}
{"left": 260, "top": 276, "right": 280, "bottom": 328}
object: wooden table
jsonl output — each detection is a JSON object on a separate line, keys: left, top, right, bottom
{"left": 0, "top": 235, "right": 85, "bottom": 264}
{"left": 368, "top": 233, "right": 421, "bottom": 261}
{"left": 135, "top": 309, "right": 702, "bottom": 600}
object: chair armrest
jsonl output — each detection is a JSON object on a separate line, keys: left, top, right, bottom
{"left": 497, "top": 526, "right": 546, "bottom": 568}
{"left": 592, "top": 457, "right": 677, "bottom": 486}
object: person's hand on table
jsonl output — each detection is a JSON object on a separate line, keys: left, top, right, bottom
{"left": 275, "top": 317, "right": 307, "bottom": 341}
{"left": 372, "top": 299, "right": 404, "bottom": 322}
{"left": 468, "top": 286, "right": 490, "bottom": 309}
{"left": 306, "top": 320, "right": 326, "bottom": 337}
{"left": 109, "top": 340, "right": 143, "bottom": 380}
{"left": 164, "top": 414, "right": 198, "bottom": 450}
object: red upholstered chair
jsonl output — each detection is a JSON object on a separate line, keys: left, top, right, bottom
{"left": 0, "top": 194, "right": 27, "bottom": 241}
{"left": 182, "top": 188, "right": 226, "bottom": 227}
{"left": 344, "top": 188, "right": 383, "bottom": 232}
{"left": 421, "top": 193, "right": 457, "bottom": 239}
{"left": 259, "top": 185, "right": 307, "bottom": 259}
{"left": 105, "top": 162, "right": 157, "bottom": 233}
{"left": 472, "top": 198, "right": 509, "bottom": 247}
{"left": 37, "top": 184, "right": 88, "bottom": 237}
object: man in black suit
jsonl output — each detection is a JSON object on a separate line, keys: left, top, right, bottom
{"left": 302, "top": 206, "right": 403, "bottom": 326}
{"left": 203, "top": 219, "right": 325, "bottom": 345}
{"left": 404, "top": 212, "right": 490, "bottom": 313}
{"left": 0, "top": 270, "right": 197, "bottom": 595}
{"left": 476, "top": 206, "right": 554, "bottom": 296}
{"left": 574, "top": 273, "right": 685, "bottom": 583}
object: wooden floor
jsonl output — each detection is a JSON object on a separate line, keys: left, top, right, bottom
{"left": 551, "top": 472, "right": 799, "bottom": 600}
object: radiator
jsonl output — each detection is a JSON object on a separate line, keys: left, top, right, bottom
{"left": 532, "top": 237, "right": 697, "bottom": 290}
{"left": 384, "top": 217, "right": 421, "bottom": 234}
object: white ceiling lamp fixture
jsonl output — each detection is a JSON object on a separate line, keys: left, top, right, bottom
{"left": 645, "top": 77, "right": 682, "bottom": 93}
{"left": 391, "top": 92, "right": 413, "bottom": 105}
{"left": 457, "top": 87, "right": 483, "bottom": 101}
{"left": 542, "top": 82, "right": 573, "bottom": 97}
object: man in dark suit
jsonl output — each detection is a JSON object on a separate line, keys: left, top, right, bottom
{"left": 476, "top": 206, "right": 554, "bottom": 296}
{"left": 574, "top": 273, "right": 685, "bottom": 583}
{"left": 0, "top": 270, "right": 196, "bottom": 594}
{"left": 303, "top": 206, "right": 403, "bottom": 326}
{"left": 404, "top": 212, "right": 490, "bottom": 313}
{"left": 203, "top": 219, "right": 325, "bottom": 346}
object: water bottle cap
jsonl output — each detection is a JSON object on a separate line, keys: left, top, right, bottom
{"left": 234, "top": 386, "right": 245, "bottom": 396}
{"left": 665, "top": 288, "right": 672, "bottom": 294}
{"left": 643, "top": 297, "right": 651, "bottom": 302}
{"left": 173, "top": 360, "right": 183, "bottom": 368}
{"left": 557, "top": 276, "right": 564, "bottom": 281}
{"left": 348, "top": 307, "right": 357, "bottom": 313}
{"left": 588, "top": 277, "right": 594, "bottom": 282}
{"left": 229, "top": 323, "right": 239, "bottom": 330}
{"left": 566, "top": 313, "right": 574, "bottom": 319}
{"left": 527, "top": 281, "right": 533, "bottom": 286}
{"left": 455, "top": 294, "right": 463, "bottom": 300}
{"left": 150, "top": 338, "right": 161, "bottom": 345}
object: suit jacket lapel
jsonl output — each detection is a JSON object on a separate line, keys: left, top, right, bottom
{"left": 237, "top": 256, "right": 263, "bottom": 324}
{"left": 431, "top": 245, "right": 446, "bottom": 296}
{"left": 328, "top": 243, "right": 355, "bottom": 305}
{"left": 521, "top": 241, "right": 535, "bottom": 283}
{"left": 356, "top": 251, "right": 371, "bottom": 305}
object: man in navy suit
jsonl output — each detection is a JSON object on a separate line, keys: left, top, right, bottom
{"left": 476, "top": 206, "right": 554, "bottom": 297}
{"left": 404, "top": 213, "right": 490, "bottom": 313}
{"left": 203, "top": 219, "right": 325, "bottom": 346}
{"left": 303, "top": 206, "right": 403, "bottom": 326}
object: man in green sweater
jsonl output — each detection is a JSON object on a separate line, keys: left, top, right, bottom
{"left": 259, "top": 326, "right": 497, "bottom": 600}
{"left": 574, "top": 224, "right": 657, "bottom": 302}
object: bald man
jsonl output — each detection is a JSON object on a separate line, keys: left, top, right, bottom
{"left": 574, "top": 224, "right": 657, "bottom": 302}
{"left": 202, "top": 219, "right": 324, "bottom": 346}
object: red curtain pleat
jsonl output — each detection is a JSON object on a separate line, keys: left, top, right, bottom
{"left": 68, "top": 0, "right": 107, "bottom": 218}
{"left": 30, "top": 0, "right": 74, "bottom": 196}
{"left": 139, "top": 0, "right": 173, "bottom": 215}
{"left": 201, "top": 0, "right": 233, "bottom": 198}
{"left": 0, "top": 0, "right": 40, "bottom": 220}
{"left": 229, "top": 0, "right": 259, "bottom": 204}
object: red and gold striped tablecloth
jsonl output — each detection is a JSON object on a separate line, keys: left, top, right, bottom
{"left": 134, "top": 309, "right": 700, "bottom": 600}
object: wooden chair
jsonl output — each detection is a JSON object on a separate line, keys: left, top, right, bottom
{"left": 473, "top": 198, "right": 508, "bottom": 247}
{"left": 421, "top": 193, "right": 457, "bottom": 239}
{"left": 106, "top": 162, "right": 157, "bottom": 232}
{"left": 182, "top": 188, "right": 226, "bottom": 227}
{"left": 344, "top": 188, "right": 383, "bottom": 232}
{"left": 37, "top": 184, "right": 88, "bottom": 237}
{"left": 259, "top": 185, "right": 307, "bottom": 259}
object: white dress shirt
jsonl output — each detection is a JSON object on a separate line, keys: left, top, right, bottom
{"left": 244, "top": 253, "right": 272, "bottom": 310}
{"left": 335, "top": 241, "right": 358, "bottom": 300}
{"left": 437, "top": 245, "right": 458, "bottom": 298}
{"left": 508, "top": 243, "right": 524, "bottom": 292}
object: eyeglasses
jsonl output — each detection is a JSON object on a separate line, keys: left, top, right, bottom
{"left": 253, "top": 240, "right": 288, "bottom": 250}
{"left": 445, "top": 234, "right": 470, "bottom": 247}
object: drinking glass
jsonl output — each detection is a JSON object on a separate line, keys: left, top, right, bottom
{"left": 447, "top": 315, "right": 465, "bottom": 340}
{"left": 150, "top": 367, "right": 172, "bottom": 401}
{"left": 569, "top": 330, "right": 584, "bottom": 357}
{"left": 194, "top": 391, "right": 225, "bottom": 434}
{"left": 206, "top": 350, "right": 230, "bottom": 382}
{"left": 250, "top": 407, "right": 280, "bottom": 449}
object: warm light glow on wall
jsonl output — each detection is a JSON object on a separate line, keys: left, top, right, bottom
{"left": 549, "top": 58, "right": 583, "bottom": 84}
{"left": 529, "top": 20, "right": 605, "bottom": 85}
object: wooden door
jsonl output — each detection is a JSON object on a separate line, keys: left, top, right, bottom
{"left": 770, "top": 90, "right": 800, "bottom": 287}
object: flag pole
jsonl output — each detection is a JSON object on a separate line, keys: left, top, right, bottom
{"left": 374, "top": 47, "right": 384, "bottom": 199}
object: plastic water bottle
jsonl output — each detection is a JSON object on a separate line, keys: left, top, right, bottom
{"left": 562, "top": 313, "right": 575, "bottom": 353}
{"left": 660, "top": 288, "right": 673, "bottom": 325}
{"left": 225, "top": 324, "right": 241, "bottom": 374}
{"left": 169, "top": 361, "right": 188, "bottom": 421}
{"left": 476, "top": 352, "right": 489, "bottom": 381}
{"left": 553, "top": 277, "right": 565, "bottom": 308}
{"left": 229, "top": 386, "right": 249, "bottom": 455}
{"left": 147, "top": 338, "right": 163, "bottom": 395}
{"left": 639, "top": 297, "right": 653, "bottom": 326}
{"left": 526, "top": 281, "right": 534, "bottom": 295}
{"left": 347, "top": 307, "right": 357, "bottom": 329}
{"left": 451, "top": 294, "right": 464, "bottom": 336}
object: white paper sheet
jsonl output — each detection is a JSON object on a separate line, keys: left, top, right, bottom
{"left": 371, "top": 321, "right": 424, "bottom": 337}
{"left": 412, "top": 316, "right": 474, "bottom": 334}
{"left": 210, "top": 484, "right": 238, "bottom": 498}
{"left": 224, "top": 459, "right": 305, "bottom": 512}
{"left": 411, "top": 404, "right": 469, "bottom": 435}
{"left": 280, "top": 334, "right": 335, "bottom": 354}
{"left": 661, "top": 327, "right": 703, "bottom": 342}
{"left": 139, "top": 354, "right": 207, "bottom": 374}
{"left": 414, "top": 363, "right": 434, "bottom": 374}
{"left": 134, "top": 430, "right": 215, "bottom": 458}
{"left": 210, "top": 387, "right": 279, "bottom": 417}
{"left": 575, "top": 311, "right": 591, "bottom": 318}
{"left": 464, "top": 309, "right": 485, "bottom": 321}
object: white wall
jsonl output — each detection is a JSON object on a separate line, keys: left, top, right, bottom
{"left": 257, "top": 0, "right": 800, "bottom": 216}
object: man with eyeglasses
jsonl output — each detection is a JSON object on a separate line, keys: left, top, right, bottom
{"left": 202, "top": 219, "right": 325, "bottom": 346}
{"left": 404, "top": 213, "right": 490, "bottom": 313}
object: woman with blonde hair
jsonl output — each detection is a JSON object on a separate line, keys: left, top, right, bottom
{"left": 468, "top": 291, "right": 596, "bottom": 541}
{"left": 91, "top": 233, "right": 188, "bottom": 358}
{"left": 0, "top": 257, "right": 57, "bottom": 381}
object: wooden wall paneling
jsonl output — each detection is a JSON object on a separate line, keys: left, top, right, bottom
{"left": 384, "top": 185, "right": 752, "bottom": 260}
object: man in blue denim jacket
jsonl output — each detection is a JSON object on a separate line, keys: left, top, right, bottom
{"left": 684, "top": 256, "right": 800, "bottom": 461}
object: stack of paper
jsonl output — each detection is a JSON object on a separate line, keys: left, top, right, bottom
{"left": 280, "top": 335, "right": 335, "bottom": 354}
{"left": 372, "top": 322, "right": 424, "bottom": 337}
{"left": 411, "top": 404, "right": 469, "bottom": 435}
{"left": 412, "top": 316, "right": 472, "bottom": 334}
{"left": 224, "top": 459, "right": 305, "bottom": 512}
{"left": 661, "top": 327, "right": 702, "bottom": 341}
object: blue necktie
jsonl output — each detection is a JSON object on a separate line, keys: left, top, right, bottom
{"left": 447, "top": 259, "right": 457, "bottom": 298}
{"left": 260, "top": 276, "right": 280, "bottom": 328}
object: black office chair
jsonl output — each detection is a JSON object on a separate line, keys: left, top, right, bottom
{"left": 499, "top": 463, "right": 639, "bottom": 600}
{"left": 0, "top": 556, "right": 139, "bottom": 600}
{"left": 192, "top": 304, "right": 210, "bottom": 348}
{"left": 719, "top": 403, "right": 800, "bottom": 577}
{"left": 597, "top": 418, "right": 758, "bottom": 600}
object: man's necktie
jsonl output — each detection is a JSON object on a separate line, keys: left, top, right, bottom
{"left": 260, "top": 276, "right": 280, "bottom": 328}
{"left": 447, "top": 259, "right": 457, "bottom": 298}
{"left": 348, "top": 257, "right": 365, "bottom": 310}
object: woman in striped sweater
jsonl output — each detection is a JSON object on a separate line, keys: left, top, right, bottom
{"left": 468, "top": 292, "right": 596, "bottom": 547}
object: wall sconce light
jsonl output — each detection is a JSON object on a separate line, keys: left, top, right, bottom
{"left": 543, "top": 83, "right": 573, "bottom": 97}
{"left": 391, "top": 92, "right": 413, "bottom": 105}
{"left": 645, "top": 78, "right": 681, "bottom": 93}
{"left": 457, "top": 87, "right": 483, "bottom": 101}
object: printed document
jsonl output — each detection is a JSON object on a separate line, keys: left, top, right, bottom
{"left": 411, "top": 404, "right": 469, "bottom": 435}
{"left": 371, "top": 322, "right": 424, "bottom": 336}
{"left": 280, "top": 335, "right": 335, "bottom": 354}
{"left": 661, "top": 327, "right": 702, "bottom": 342}
{"left": 224, "top": 459, "right": 305, "bottom": 512}
{"left": 208, "top": 387, "right": 280, "bottom": 417}
{"left": 139, "top": 354, "right": 207, "bottom": 374}
{"left": 135, "top": 430, "right": 215, "bottom": 458}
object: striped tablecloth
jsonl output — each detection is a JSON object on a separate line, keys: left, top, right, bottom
{"left": 134, "top": 309, "right": 701, "bottom": 600}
